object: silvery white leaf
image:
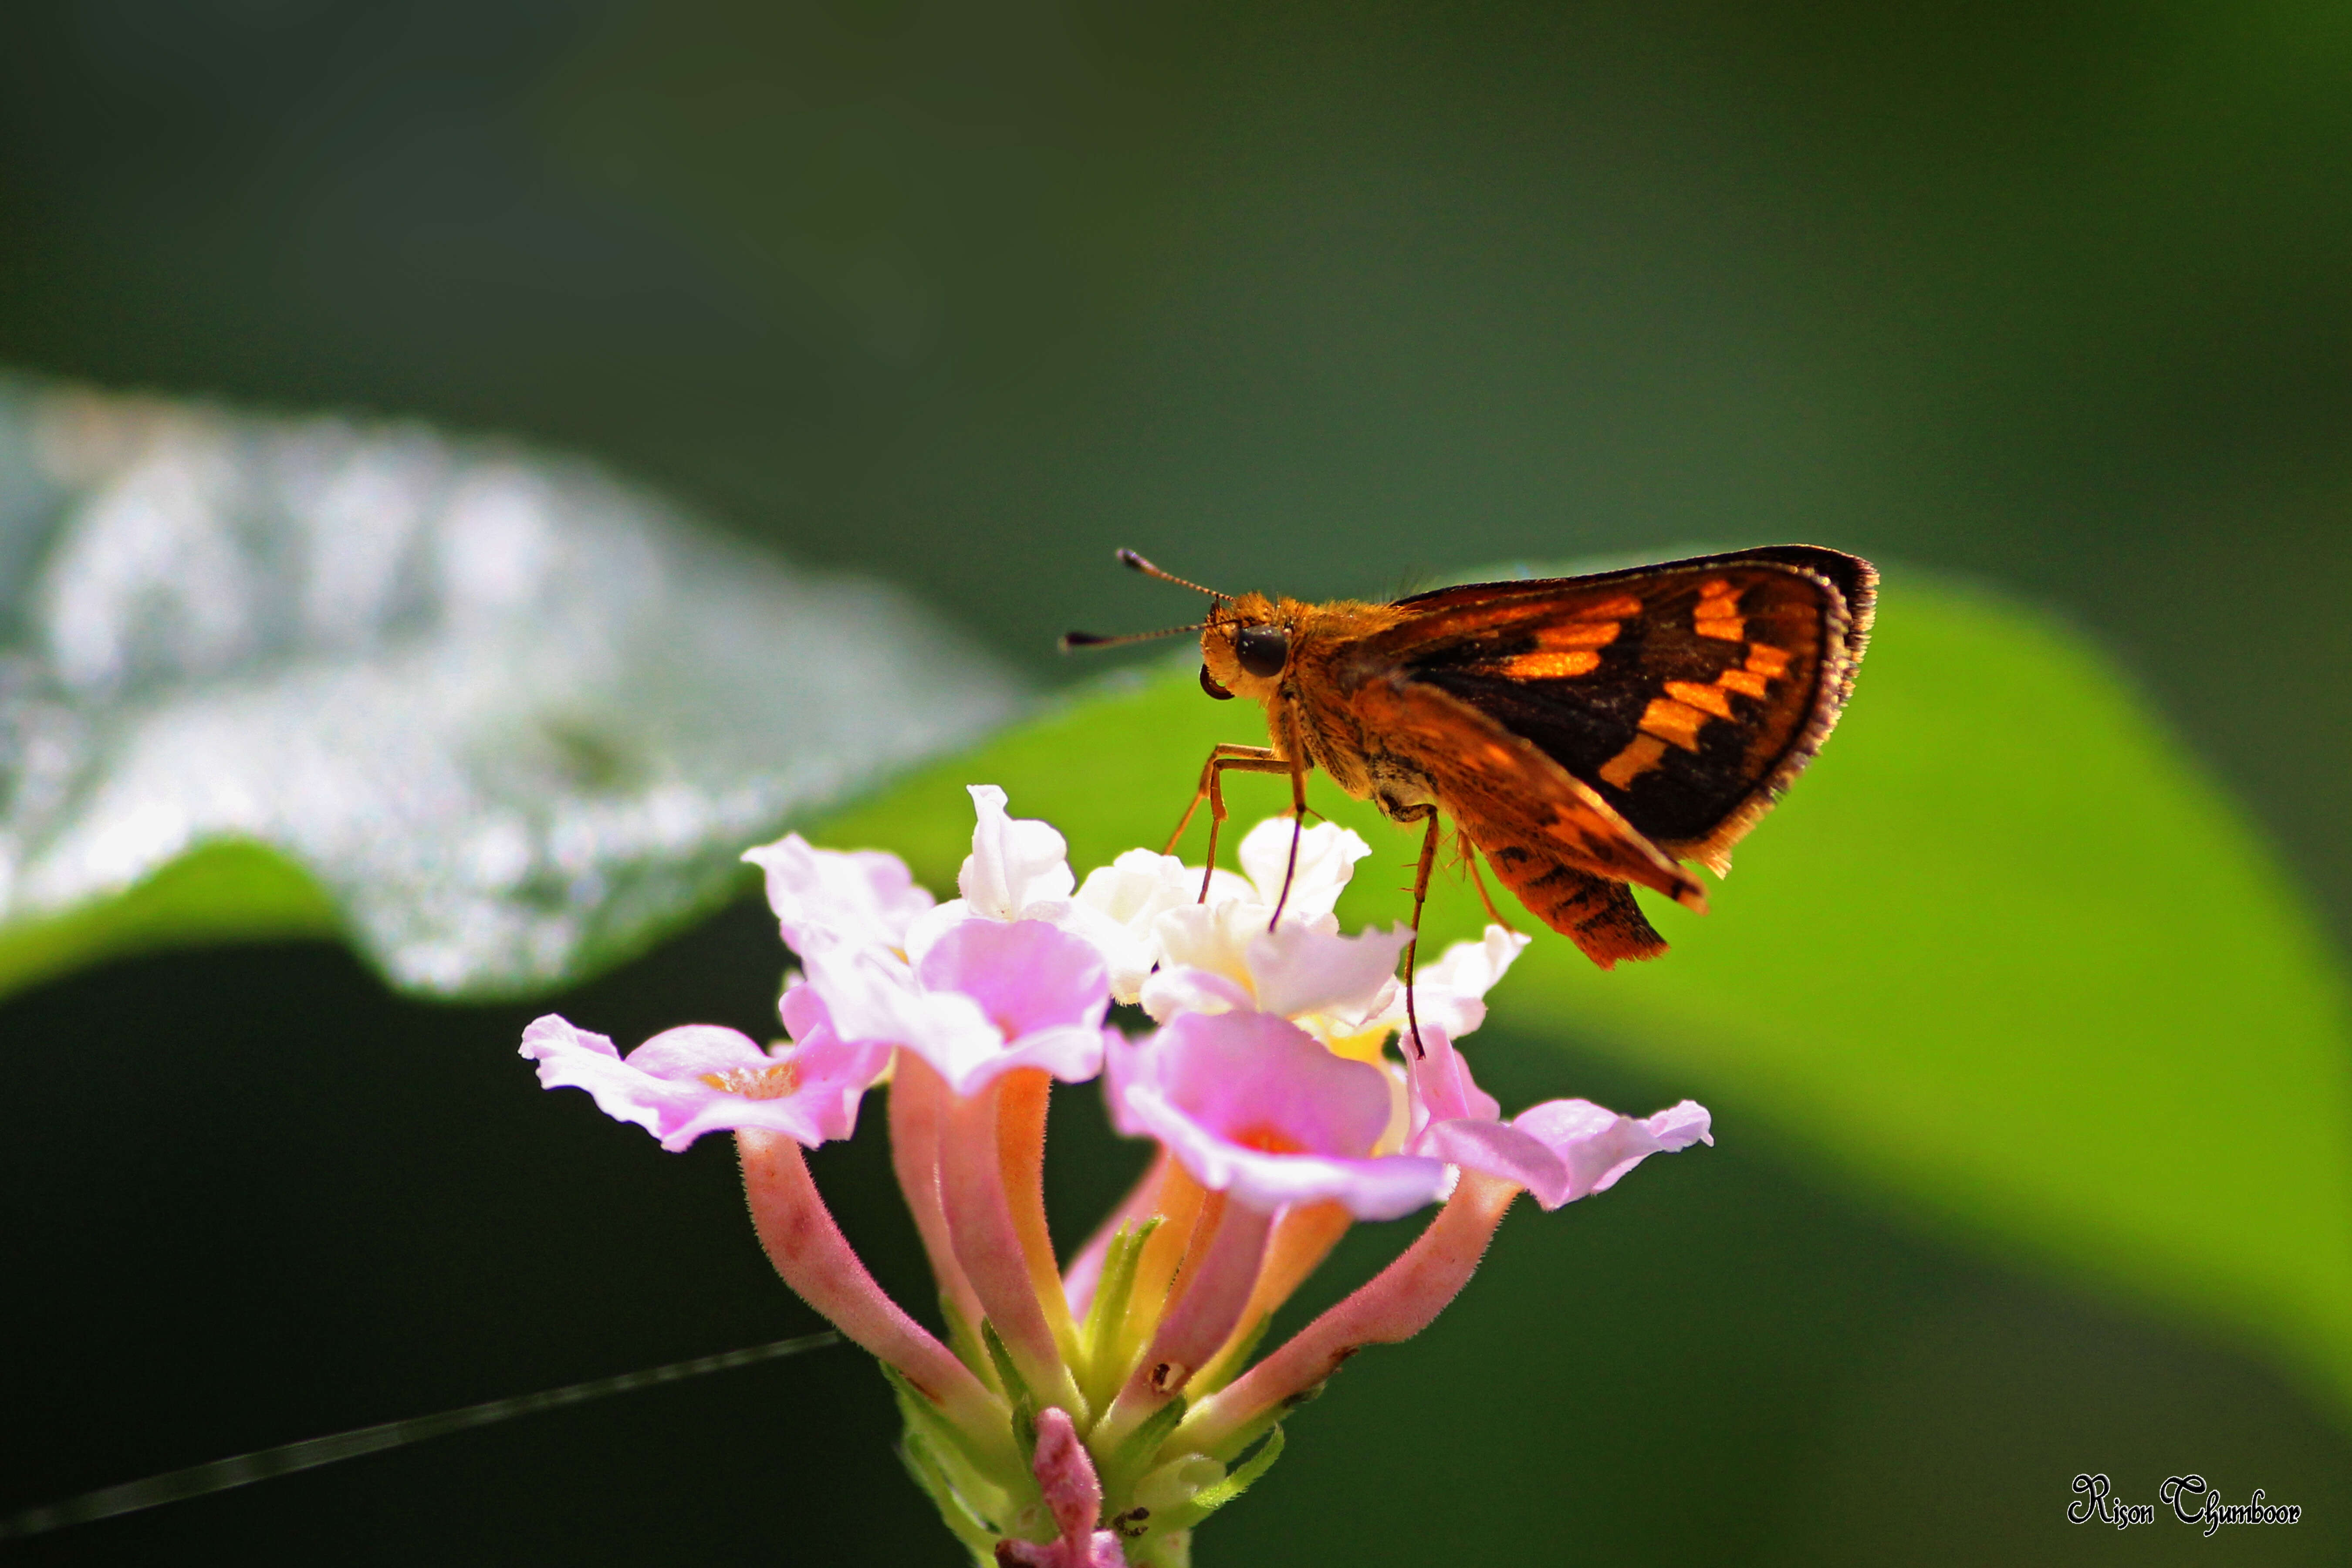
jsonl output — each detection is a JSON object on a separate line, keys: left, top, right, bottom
{"left": 0, "top": 375, "right": 1023, "bottom": 995}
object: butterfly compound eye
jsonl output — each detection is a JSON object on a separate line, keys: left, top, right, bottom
{"left": 1199, "top": 664, "right": 1235, "bottom": 700}
{"left": 1234, "top": 624, "right": 1289, "bottom": 678}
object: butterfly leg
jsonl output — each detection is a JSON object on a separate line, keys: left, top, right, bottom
{"left": 1266, "top": 720, "right": 1312, "bottom": 929}
{"left": 1393, "top": 806, "right": 1442, "bottom": 1058}
{"left": 1166, "top": 745, "right": 1289, "bottom": 899}
{"left": 1458, "top": 829, "right": 1520, "bottom": 933}
{"left": 1165, "top": 744, "right": 1282, "bottom": 853}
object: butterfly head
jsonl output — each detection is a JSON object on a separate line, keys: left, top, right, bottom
{"left": 1062, "top": 551, "right": 1298, "bottom": 700}
{"left": 1198, "top": 591, "right": 1291, "bottom": 701}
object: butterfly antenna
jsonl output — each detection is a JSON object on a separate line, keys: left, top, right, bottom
{"left": 1116, "top": 548, "right": 1230, "bottom": 601}
{"left": 1059, "top": 622, "right": 1203, "bottom": 653}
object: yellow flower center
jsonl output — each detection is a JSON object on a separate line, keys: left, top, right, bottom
{"left": 699, "top": 1061, "right": 800, "bottom": 1100}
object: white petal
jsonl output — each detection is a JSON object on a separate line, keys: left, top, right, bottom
{"left": 1352, "top": 923, "right": 1532, "bottom": 1040}
{"left": 1151, "top": 900, "right": 1267, "bottom": 994}
{"left": 1137, "top": 965, "right": 1255, "bottom": 1023}
{"left": 1075, "top": 848, "right": 1196, "bottom": 926}
{"left": 1235, "top": 818, "right": 1369, "bottom": 921}
{"left": 1246, "top": 921, "right": 1413, "bottom": 1020}
{"left": 956, "top": 784, "right": 1076, "bottom": 918}
{"left": 1073, "top": 850, "right": 1205, "bottom": 997}
{"left": 1323, "top": 974, "right": 1401, "bottom": 1036}
{"left": 900, "top": 898, "right": 972, "bottom": 965}
{"left": 1420, "top": 924, "right": 1532, "bottom": 1000}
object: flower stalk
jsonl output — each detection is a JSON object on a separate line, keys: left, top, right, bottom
{"left": 522, "top": 787, "right": 1713, "bottom": 1563}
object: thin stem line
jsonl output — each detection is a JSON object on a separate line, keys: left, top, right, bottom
{"left": 0, "top": 1330, "right": 842, "bottom": 1540}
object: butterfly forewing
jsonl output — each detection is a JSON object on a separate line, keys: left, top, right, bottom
{"left": 1377, "top": 549, "right": 1872, "bottom": 869}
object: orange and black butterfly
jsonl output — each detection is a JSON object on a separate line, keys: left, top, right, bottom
{"left": 1064, "top": 545, "right": 1875, "bottom": 995}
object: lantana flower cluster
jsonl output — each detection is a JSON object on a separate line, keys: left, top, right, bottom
{"left": 523, "top": 787, "right": 1710, "bottom": 1565}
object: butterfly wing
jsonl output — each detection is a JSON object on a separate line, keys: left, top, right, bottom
{"left": 1348, "top": 677, "right": 1707, "bottom": 966}
{"left": 1375, "top": 547, "right": 1874, "bottom": 875}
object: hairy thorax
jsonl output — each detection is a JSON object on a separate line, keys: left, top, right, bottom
{"left": 1197, "top": 593, "right": 1437, "bottom": 824}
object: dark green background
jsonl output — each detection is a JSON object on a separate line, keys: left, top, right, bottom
{"left": 2, "top": 2, "right": 2345, "bottom": 1561}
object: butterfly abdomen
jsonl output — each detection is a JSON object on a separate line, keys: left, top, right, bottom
{"left": 1473, "top": 834, "right": 1668, "bottom": 967}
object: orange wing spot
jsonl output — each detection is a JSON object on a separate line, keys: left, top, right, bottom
{"left": 1695, "top": 579, "right": 1746, "bottom": 641}
{"left": 1639, "top": 697, "right": 1710, "bottom": 752}
{"left": 1745, "top": 643, "right": 1791, "bottom": 678}
{"left": 1598, "top": 732, "right": 1669, "bottom": 788}
{"left": 1534, "top": 621, "right": 1622, "bottom": 649}
{"left": 1664, "top": 679, "right": 1735, "bottom": 719}
{"left": 1717, "top": 667, "right": 1770, "bottom": 698}
{"left": 700, "top": 1061, "right": 800, "bottom": 1101}
{"left": 1583, "top": 595, "right": 1644, "bottom": 619}
{"left": 1500, "top": 649, "right": 1602, "bottom": 679}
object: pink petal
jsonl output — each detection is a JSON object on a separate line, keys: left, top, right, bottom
{"left": 917, "top": 919, "right": 1109, "bottom": 1037}
{"left": 1503, "top": 1097, "right": 1714, "bottom": 1209}
{"left": 778, "top": 981, "right": 829, "bottom": 1041}
{"left": 1106, "top": 1014, "right": 1449, "bottom": 1220}
{"left": 805, "top": 927, "right": 1110, "bottom": 1096}
{"left": 1125, "top": 1083, "right": 1448, "bottom": 1218}
{"left": 1400, "top": 1025, "right": 1501, "bottom": 1136}
{"left": 803, "top": 941, "right": 1000, "bottom": 1058}
{"left": 623, "top": 1023, "right": 777, "bottom": 1080}
{"left": 1419, "top": 1119, "right": 1570, "bottom": 1204}
{"left": 1152, "top": 1011, "right": 1392, "bottom": 1154}
{"left": 740, "top": 834, "right": 933, "bottom": 955}
{"left": 969, "top": 1022, "right": 1115, "bottom": 1095}
{"left": 909, "top": 891, "right": 1152, "bottom": 999}
{"left": 1396, "top": 1030, "right": 1712, "bottom": 1208}
{"left": 519, "top": 1014, "right": 887, "bottom": 1152}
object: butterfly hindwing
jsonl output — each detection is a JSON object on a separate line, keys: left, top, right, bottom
{"left": 1347, "top": 677, "right": 1706, "bottom": 966}
{"left": 1377, "top": 548, "right": 1873, "bottom": 873}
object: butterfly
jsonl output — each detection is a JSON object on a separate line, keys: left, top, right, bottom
{"left": 1064, "top": 546, "right": 1875, "bottom": 1037}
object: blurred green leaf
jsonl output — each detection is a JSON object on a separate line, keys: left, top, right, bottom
{"left": 0, "top": 375, "right": 1023, "bottom": 1000}
{"left": 0, "top": 840, "right": 338, "bottom": 1000}
{"left": 821, "top": 576, "right": 2352, "bottom": 1414}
